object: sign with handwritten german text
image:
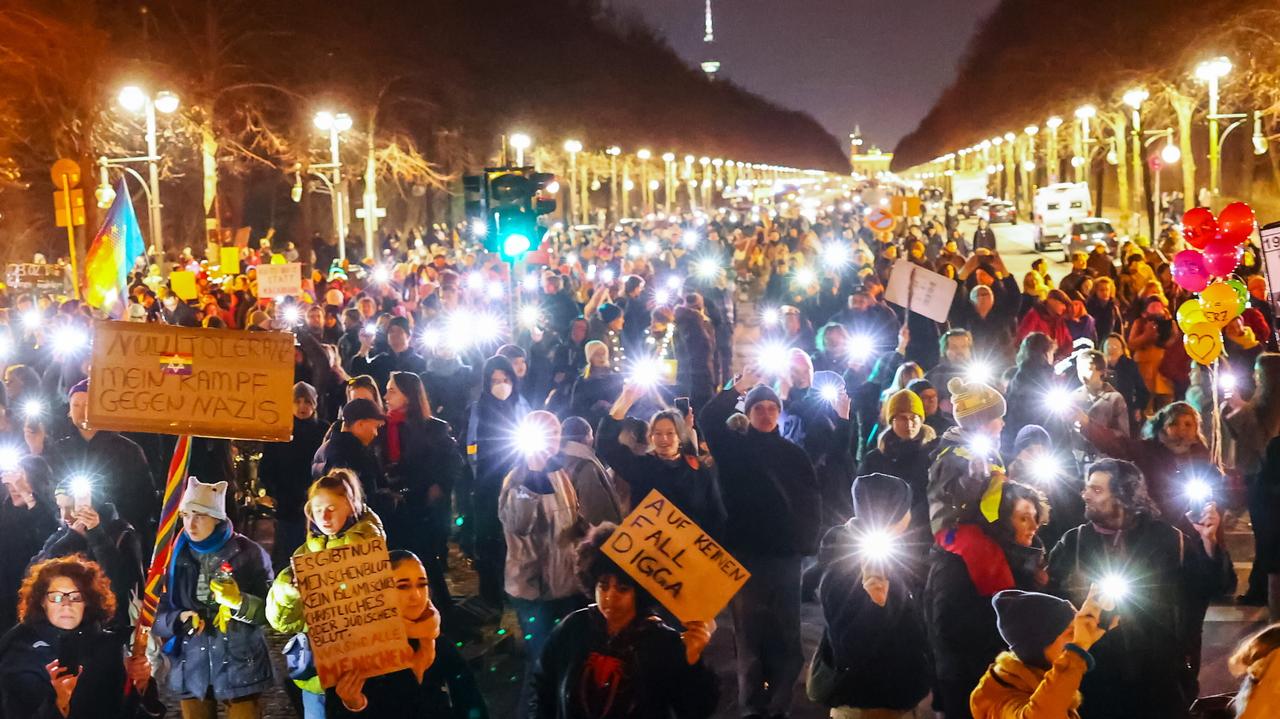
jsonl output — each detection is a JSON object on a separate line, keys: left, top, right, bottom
{"left": 602, "top": 489, "right": 751, "bottom": 623}
{"left": 87, "top": 321, "right": 295, "bottom": 440}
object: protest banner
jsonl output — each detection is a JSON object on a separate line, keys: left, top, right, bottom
{"left": 885, "top": 259, "right": 957, "bottom": 324}
{"left": 601, "top": 489, "right": 751, "bottom": 623}
{"left": 291, "top": 537, "right": 412, "bottom": 688}
{"left": 86, "top": 321, "right": 295, "bottom": 441}
{"left": 256, "top": 262, "right": 302, "bottom": 298}
{"left": 1260, "top": 221, "right": 1280, "bottom": 320}
{"left": 217, "top": 246, "right": 241, "bottom": 276}
{"left": 169, "top": 270, "right": 199, "bottom": 300}
{"left": 5, "top": 263, "right": 66, "bottom": 294}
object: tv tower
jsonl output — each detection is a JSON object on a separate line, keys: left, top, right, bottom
{"left": 701, "top": 0, "right": 720, "bottom": 79}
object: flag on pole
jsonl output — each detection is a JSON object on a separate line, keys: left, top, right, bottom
{"left": 132, "top": 435, "right": 192, "bottom": 653}
{"left": 84, "top": 180, "right": 145, "bottom": 318}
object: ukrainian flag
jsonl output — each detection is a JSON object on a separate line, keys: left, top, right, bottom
{"left": 84, "top": 180, "right": 145, "bottom": 318}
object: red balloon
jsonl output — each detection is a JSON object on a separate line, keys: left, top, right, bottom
{"left": 1216, "top": 201, "right": 1256, "bottom": 245}
{"left": 1202, "top": 240, "right": 1243, "bottom": 277}
{"left": 1182, "top": 207, "right": 1219, "bottom": 250}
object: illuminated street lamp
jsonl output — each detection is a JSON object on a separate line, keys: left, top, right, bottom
{"left": 510, "top": 132, "right": 532, "bottom": 166}
{"left": 1122, "top": 87, "right": 1149, "bottom": 227}
{"left": 115, "top": 85, "right": 180, "bottom": 266}
{"left": 1074, "top": 105, "right": 1096, "bottom": 183}
{"left": 661, "top": 152, "right": 676, "bottom": 213}
{"left": 637, "top": 149, "right": 652, "bottom": 213}
{"left": 1194, "top": 56, "right": 1232, "bottom": 197}
{"left": 606, "top": 146, "right": 622, "bottom": 220}
{"left": 564, "top": 139, "right": 583, "bottom": 225}
{"left": 1045, "top": 116, "right": 1063, "bottom": 183}
{"left": 313, "top": 110, "right": 354, "bottom": 262}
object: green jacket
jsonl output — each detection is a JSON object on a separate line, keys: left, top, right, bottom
{"left": 265, "top": 510, "right": 385, "bottom": 693}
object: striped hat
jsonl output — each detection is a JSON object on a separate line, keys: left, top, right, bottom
{"left": 947, "top": 377, "right": 1006, "bottom": 429}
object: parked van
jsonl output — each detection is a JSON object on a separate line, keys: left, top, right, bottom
{"left": 1033, "top": 183, "right": 1092, "bottom": 250}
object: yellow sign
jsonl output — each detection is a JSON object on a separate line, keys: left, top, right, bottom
{"left": 291, "top": 537, "right": 412, "bottom": 688}
{"left": 86, "top": 321, "right": 295, "bottom": 441}
{"left": 53, "top": 189, "right": 86, "bottom": 227}
{"left": 890, "top": 196, "right": 922, "bottom": 218}
{"left": 169, "top": 271, "right": 198, "bottom": 300}
{"left": 602, "top": 489, "right": 750, "bottom": 623}
{"left": 219, "top": 246, "right": 241, "bottom": 275}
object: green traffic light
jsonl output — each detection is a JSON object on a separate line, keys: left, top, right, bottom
{"left": 503, "top": 233, "right": 531, "bottom": 256}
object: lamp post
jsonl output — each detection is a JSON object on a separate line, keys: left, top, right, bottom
{"left": 661, "top": 152, "right": 676, "bottom": 214}
{"left": 563, "top": 140, "right": 582, "bottom": 226}
{"left": 636, "top": 149, "right": 652, "bottom": 214}
{"left": 1194, "top": 56, "right": 1232, "bottom": 199}
{"left": 117, "top": 86, "right": 179, "bottom": 266}
{"left": 699, "top": 156, "right": 712, "bottom": 209}
{"left": 313, "top": 110, "right": 354, "bottom": 262}
{"left": 606, "top": 146, "right": 622, "bottom": 220}
{"left": 684, "top": 155, "right": 697, "bottom": 209}
{"left": 1022, "top": 125, "right": 1038, "bottom": 216}
{"left": 1145, "top": 130, "right": 1181, "bottom": 228}
{"left": 510, "top": 133, "right": 532, "bottom": 167}
{"left": 1074, "top": 105, "right": 1096, "bottom": 184}
{"left": 1002, "top": 132, "right": 1016, "bottom": 205}
{"left": 1123, "top": 88, "right": 1149, "bottom": 230}
{"left": 1045, "top": 116, "right": 1063, "bottom": 183}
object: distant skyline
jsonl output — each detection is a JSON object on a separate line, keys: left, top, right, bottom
{"left": 608, "top": 0, "right": 1001, "bottom": 152}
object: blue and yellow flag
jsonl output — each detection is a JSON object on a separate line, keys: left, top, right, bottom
{"left": 84, "top": 180, "right": 145, "bottom": 317}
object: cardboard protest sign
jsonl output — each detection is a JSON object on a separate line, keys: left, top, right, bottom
{"left": 256, "top": 262, "right": 302, "bottom": 298}
{"left": 291, "top": 537, "right": 412, "bottom": 688}
{"left": 218, "top": 246, "right": 241, "bottom": 275}
{"left": 86, "top": 321, "right": 295, "bottom": 441}
{"left": 602, "top": 489, "right": 751, "bottom": 623}
{"left": 885, "top": 259, "right": 957, "bottom": 324}
{"left": 1260, "top": 222, "right": 1280, "bottom": 318}
{"left": 169, "top": 271, "right": 199, "bottom": 300}
{"left": 5, "top": 263, "right": 66, "bottom": 293}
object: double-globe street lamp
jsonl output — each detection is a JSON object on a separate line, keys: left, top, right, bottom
{"left": 99, "top": 86, "right": 180, "bottom": 267}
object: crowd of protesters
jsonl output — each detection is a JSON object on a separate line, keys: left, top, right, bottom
{"left": 0, "top": 189, "right": 1277, "bottom": 719}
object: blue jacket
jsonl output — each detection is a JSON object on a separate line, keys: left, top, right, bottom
{"left": 153, "top": 533, "right": 275, "bottom": 701}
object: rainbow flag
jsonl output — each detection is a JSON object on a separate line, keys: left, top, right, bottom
{"left": 84, "top": 180, "right": 145, "bottom": 318}
{"left": 132, "top": 435, "right": 192, "bottom": 653}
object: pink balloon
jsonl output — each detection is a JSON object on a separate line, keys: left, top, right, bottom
{"left": 1172, "top": 249, "right": 1210, "bottom": 292}
{"left": 1202, "top": 240, "right": 1243, "bottom": 277}
{"left": 1216, "top": 202, "right": 1256, "bottom": 246}
{"left": 1182, "top": 207, "right": 1219, "bottom": 250}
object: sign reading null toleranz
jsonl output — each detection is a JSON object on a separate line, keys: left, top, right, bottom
{"left": 86, "top": 321, "right": 295, "bottom": 441}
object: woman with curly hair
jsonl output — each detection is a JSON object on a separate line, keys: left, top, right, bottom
{"left": 0, "top": 556, "right": 161, "bottom": 719}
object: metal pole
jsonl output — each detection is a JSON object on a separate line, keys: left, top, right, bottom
{"left": 1131, "top": 108, "right": 1144, "bottom": 231}
{"left": 566, "top": 152, "right": 577, "bottom": 229}
{"left": 330, "top": 127, "right": 346, "bottom": 263}
{"left": 1048, "top": 126, "right": 1059, "bottom": 184}
{"left": 60, "top": 173, "right": 81, "bottom": 299}
{"left": 1154, "top": 160, "right": 1162, "bottom": 226}
{"left": 144, "top": 99, "right": 165, "bottom": 271}
{"left": 609, "top": 154, "right": 618, "bottom": 221}
{"left": 1208, "top": 76, "right": 1221, "bottom": 200}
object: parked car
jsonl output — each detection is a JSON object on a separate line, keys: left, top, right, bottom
{"left": 1064, "top": 218, "right": 1118, "bottom": 261}
{"left": 987, "top": 201, "right": 1017, "bottom": 224}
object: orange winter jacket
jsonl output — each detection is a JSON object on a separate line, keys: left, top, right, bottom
{"left": 970, "top": 650, "right": 1086, "bottom": 719}
{"left": 1240, "top": 652, "right": 1280, "bottom": 719}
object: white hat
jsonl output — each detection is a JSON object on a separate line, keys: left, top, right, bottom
{"left": 179, "top": 477, "right": 228, "bottom": 521}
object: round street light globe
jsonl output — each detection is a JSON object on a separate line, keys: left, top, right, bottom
{"left": 503, "top": 234, "right": 531, "bottom": 256}
{"left": 333, "top": 113, "right": 353, "bottom": 132}
{"left": 636, "top": 149, "right": 651, "bottom": 160}
{"left": 1074, "top": 104, "right": 1097, "bottom": 120}
{"left": 1123, "top": 88, "right": 1149, "bottom": 109}
{"left": 118, "top": 85, "right": 147, "bottom": 113}
{"left": 154, "top": 90, "right": 180, "bottom": 114}
{"left": 1024, "top": 125, "right": 1039, "bottom": 136}
{"left": 1161, "top": 143, "right": 1182, "bottom": 164}
{"left": 563, "top": 139, "right": 582, "bottom": 154}
{"left": 313, "top": 111, "right": 335, "bottom": 131}
{"left": 1046, "top": 116, "right": 1063, "bottom": 130}
{"left": 510, "top": 133, "right": 532, "bottom": 151}
{"left": 662, "top": 152, "right": 675, "bottom": 162}
{"left": 1022, "top": 160, "right": 1036, "bottom": 172}
{"left": 607, "top": 146, "right": 622, "bottom": 156}
{"left": 1071, "top": 156, "right": 1085, "bottom": 168}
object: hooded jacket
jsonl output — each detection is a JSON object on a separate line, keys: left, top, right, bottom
{"left": 558, "top": 441, "right": 623, "bottom": 526}
{"left": 311, "top": 430, "right": 385, "bottom": 502}
{"left": 969, "top": 650, "right": 1085, "bottom": 719}
{"left": 699, "top": 387, "right": 821, "bottom": 556}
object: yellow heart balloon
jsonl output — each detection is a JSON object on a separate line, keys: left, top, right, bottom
{"left": 1183, "top": 322, "right": 1224, "bottom": 365}
{"left": 1199, "top": 281, "right": 1240, "bottom": 328}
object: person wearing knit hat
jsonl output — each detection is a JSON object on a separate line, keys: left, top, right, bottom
{"left": 946, "top": 377, "right": 1006, "bottom": 432}
{"left": 742, "top": 384, "right": 781, "bottom": 430}
{"left": 971, "top": 588, "right": 1113, "bottom": 719}
{"left": 861, "top": 388, "right": 938, "bottom": 540}
{"left": 885, "top": 388, "right": 924, "bottom": 423}
{"left": 1012, "top": 424, "right": 1051, "bottom": 459}
{"left": 908, "top": 377, "right": 954, "bottom": 435}
{"left": 926, "top": 378, "right": 1008, "bottom": 536}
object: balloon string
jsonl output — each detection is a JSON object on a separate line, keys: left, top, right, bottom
{"left": 1210, "top": 358, "right": 1224, "bottom": 472}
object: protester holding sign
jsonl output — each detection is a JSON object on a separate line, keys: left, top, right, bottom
{"left": 530, "top": 524, "right": 719, "bottom": 719}
{"left": 152, "top": 478, "right": 274, "bottom": 719}
{"left": 327, "top": 550, "right": 488, "bottom": 718}
{"left": 266, "top": 470, "right": 385, "bottom": 719}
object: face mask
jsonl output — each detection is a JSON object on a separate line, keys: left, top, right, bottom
{"left": 491, "top": 383, "right": 512, "bottom": 401}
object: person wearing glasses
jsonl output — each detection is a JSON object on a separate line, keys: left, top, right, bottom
{"left": 0, "top": 556, "right": 162, "bottom": 719}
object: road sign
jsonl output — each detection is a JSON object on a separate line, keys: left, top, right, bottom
{"left": 865, "top": 207, "right": 898, "bottom": 233}
{"left": 890, "top": 196, "right": 922, "bottom": 217}
{"left": 53, "top": 189, "right": 86, "bottom": 227}
{"left": 50, "top": 158, "right": 81, "bottom": 187}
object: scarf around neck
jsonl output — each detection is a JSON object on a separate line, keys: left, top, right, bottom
{"left": 167, "top": 520, "right": 234, "bottom": 600}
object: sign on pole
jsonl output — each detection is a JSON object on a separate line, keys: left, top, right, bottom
{"left": 884, "top": 259, "right": 957, "bottom": 324}
{"left": 865, "top": 207, "right": 897, "bottom": 234}
{"left": 601, "top": 489, "right": 751, "bottom": 623}
{"left": 291, "top": 537, "right": 413, "bottom": 688}
{"left": 86, "top": 321, "right": 295, "bottom": 441}
{"left": 255, "top": 262, "right": 302, "bottom": 298}
{"left": 50, "top": 158, "right": 83, "bottom": 299}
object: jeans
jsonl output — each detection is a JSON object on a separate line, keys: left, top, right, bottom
{"left": 730, "top": 553, "right": 803, "bottom": 717}
{"left": 300, "top": 689, "right": 325, "bottom": 719}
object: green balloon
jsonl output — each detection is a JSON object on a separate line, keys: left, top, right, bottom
{"left": 1227, "top": 278, "right": 1249, "bottom": 314}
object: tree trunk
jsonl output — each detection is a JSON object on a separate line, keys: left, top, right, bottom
{"left": 1107, "top": 114, "right": 1130, "bottom": 230}
{"left": 1171, "top": 91, "right": 1198, "bottom": 206}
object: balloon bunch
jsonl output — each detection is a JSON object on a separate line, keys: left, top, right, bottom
{"left": 1170, "top": 202, "right": 1257, "bottom": 365}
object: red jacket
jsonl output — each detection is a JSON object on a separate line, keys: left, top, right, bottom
{"left": 1015, "top": 304, "right": 1073, "bottom": 359}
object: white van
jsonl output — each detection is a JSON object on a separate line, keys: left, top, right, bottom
{"left": 1033, "top": 183, "right": 1092, "bottom": 251}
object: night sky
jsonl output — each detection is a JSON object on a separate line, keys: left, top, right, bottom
{"left": 609, "top": 0, "right": 1001, "bottom": 152}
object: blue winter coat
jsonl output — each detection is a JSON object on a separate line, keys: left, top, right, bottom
{"left": 152, "top": 533, "right": 275, "bottom": 701}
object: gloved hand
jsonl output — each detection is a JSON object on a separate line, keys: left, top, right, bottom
{"left": 210, "top": 577, "right": 242, "bottom": 610}
{"left": 212, "top": 604, "right": 233, "bottom": 633}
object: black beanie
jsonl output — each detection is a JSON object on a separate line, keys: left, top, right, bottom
{"left": 1013, "top": 425, "right": 1052, "bottom": 458}
{"left": 743, "top": 384, "right": 781, "bottom": 415}
{"left": 993, "top": 589, "right": 1077, "bottom": 669}
{"left": 850, "top": 473, "right": 912, "bottom": 526}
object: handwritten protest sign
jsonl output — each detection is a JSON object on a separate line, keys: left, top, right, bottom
{"left": 885, "top": 259, "right": 957, "bottom": 324}
{"left": 602, "top": 489, "right": 751, "bottom": 623}
{"left": 256, "top": 262, "right": 302, "bottom": 298}
{"left": 86, "top": 321, "right": 295, "bottom": 441}
{"left": 5, "top": 263, "right": 66, "bottom": 293}
{"left": 291, "top": 537, "right": 412, "bottom": 688}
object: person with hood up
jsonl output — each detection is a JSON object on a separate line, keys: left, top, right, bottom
{"left": 810, "top": 474, "right": 932, "bottom": 717}
{"left": 33, "top": 468, "right": 144, "bottom": 635}
{"left": 859, "top": 389, "right": 938, "bottom": 546}
{"left": 153, "top": 477, "right": 274, "bottom": 719}
{"left": 925, "top": 481, "right": 1051, "bottom": 719}
{"left": 927, "top": 377, "right": 1007, "bottom": 538}
{"left": 465, "top": 354, "right": 530, "bottom": 609}
{"left": 970, "top": 588, "right": 1115, "bottom": 719}
{"left": 1000, "top": 332, "right": 1065, "bottom": 456}
{"left": 556, "top": 416, "right": 623, "bottom": 526}
{"left": 266, "top": 470, "right": 384, "bottom": 719}
{"left": 699, "top": 364, "right": 820, "bottom": 719}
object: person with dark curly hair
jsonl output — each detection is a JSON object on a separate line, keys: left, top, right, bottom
{"left": 529, "top": 523, "right": 720, "bottom": 719}
{"left": 0, "top": 556, "right": 161, "bottom": 719}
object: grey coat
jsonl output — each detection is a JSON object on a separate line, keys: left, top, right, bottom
{"left": 558, "top": 441, "right": 624, "bottom": 525}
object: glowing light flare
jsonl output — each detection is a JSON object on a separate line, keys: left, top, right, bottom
{"left": 362, "top": 323, "right": 379, "bottom": 337}
{"left": 1032, "top": 452, "right": 1063, "bottom": 483}
{"left": 846, "top": 336, "right": 875, "bottom": 363}
{"left": 599, "top": 269, "right": 616, "bottom": 284}
{"left": 466, "top": 272, "right": 485, "bottom": 290}
{"left": 519, "top": 306, "right": 541, "bottom": 329}
{"left": 280, "top": 305, "right": 302, "bottom": 326}
{"left": 21, "top": 310, "right": 42, "bottom": 331}
{"left": 966, "top": 434, "right": 994, "bottom": 458}
{"left": 695, "top": 258, "right": 721, "bottom": 281}
{"left": 629, "top": 358, "right": 664, "bottom": 388}
{"left": 858, "top": 530, "right": 897, "bottom": 562}
{"left": 418, "top": 329, "right": 442, "bottom": 350}
{"left": 371, "top": 266, "right": 392, "bottom": 284}
{"left": 522, "top": 274, "right": 539, "bottom": 292}
{"left": 821, "top": 243, "right": 851, "bottom": 270}
{"left": 0, "top": 446, "right": 21, "bottom": 472}
{"left": 965, "top": 362, "right": 992, "bottom": 385}
{"left": 755, "top": 342, "right": 792, "bottom": 376}
{"left": 1044, "top": 386, "right": 1075, "bottom": 414}
{"left": 514, "top": 420, "right": 553, "bottom": 457}
{"left": 1219, "top": 373, "right": 1238, "bottom": 392}
{"left": 643, "top": 240, "right": 659, "bottom": 256}
{"left": 1098, "top": 573, "right": 1131, "bottom": 603}
{"left": 68, "top": 474, "right": 93, "bottom": 503}
{"left": 49, "top": 325, "right": 89, "bottom": 357}
{"left": 486, "top": 281, "right": 505, "bottom": 300}
{"left": 682, "top": 230, "right": 700, "bottom": 248}
{"left": 665, "top": 276, "right": 682, "bottom": 291}
{"left": 760, "top": 307, "right": 781, "bottom": 327}
{"left": 793, "top": 268, "right": 818, "bottom": 287}
{"left": 654, "top": 289, "right": 671, "bottom": 306}
{"left": 817, "top": 383, "right": 841, "bottom": 404}
{"left": 1186, "top": 478, "right": 1213, "bottom": 504}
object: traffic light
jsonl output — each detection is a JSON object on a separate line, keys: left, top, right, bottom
{"left": 463, "top": 167, "right": 558, "bottom": 262}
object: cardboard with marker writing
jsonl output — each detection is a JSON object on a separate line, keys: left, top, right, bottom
{"left": 601, "top": 489, "right": 751, "bottom": 623}
{"left": 291, "top": 537, "right": 412, "bottom": 688}
{"left": 86, "top": 321, "right": 295, "bottom": 441}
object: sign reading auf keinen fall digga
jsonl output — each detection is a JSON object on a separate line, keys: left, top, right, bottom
{"left": 601, "top": 489, "right": 751, "bottom": 623}
{"left": 291, "top": 537, "right": 412, "bottom": 688}
{"left": 86, "top": 321, "right": 295, "bottom": 441}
